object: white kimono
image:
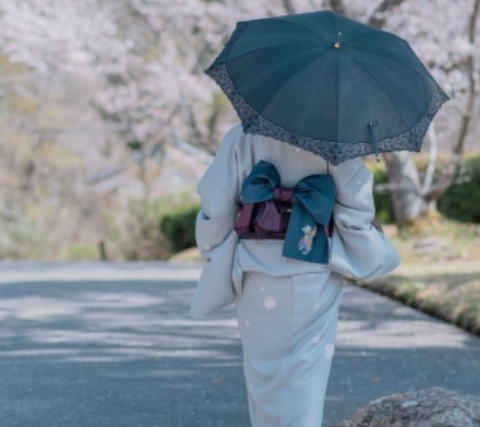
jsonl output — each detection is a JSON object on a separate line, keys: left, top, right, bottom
{"left": 190, "top": 123, "right": 400, "bottom": 427}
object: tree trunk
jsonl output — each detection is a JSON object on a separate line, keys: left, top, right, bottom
{"left": 382, "top": 152, "right": 427, "bottom": 226}
{"left": 281, "top": 0, "right": 296, "bottom": 14}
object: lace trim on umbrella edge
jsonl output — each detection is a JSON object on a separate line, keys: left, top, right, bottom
{"left": 205, "top": 49, "right": 450, "bottom": 166}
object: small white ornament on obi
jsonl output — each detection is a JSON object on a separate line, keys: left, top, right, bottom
{"left": 263, "top": 296, "right": 277, "bottom": 309}
{"left": 324, "top": 343, "right": 335, "bottom": 359}
{"left": 203, "top": 244, "right": 210, "bottom": 250}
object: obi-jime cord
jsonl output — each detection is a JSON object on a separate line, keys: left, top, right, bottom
{"left": 234, "top": 160, "right": 336, "bottom": 265}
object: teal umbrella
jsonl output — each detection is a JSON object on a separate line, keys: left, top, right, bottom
{"left": 205, "top": 10, "right": 449, "bottom": 165}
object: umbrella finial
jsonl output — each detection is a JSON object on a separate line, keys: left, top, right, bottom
{"left": 334, "top": 32, "right": 342, "bottom": 49}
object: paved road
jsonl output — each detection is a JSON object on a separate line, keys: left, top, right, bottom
{"left": 0, "top": 262, "right": 479, "bottom": 427}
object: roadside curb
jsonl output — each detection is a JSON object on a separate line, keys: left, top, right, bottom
{"left": 355, "top": 277, "right": 480, "bottom": 338}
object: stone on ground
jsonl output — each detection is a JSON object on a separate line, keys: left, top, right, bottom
{"left": 330, "top": 387, "right": 480, "bottom": 427}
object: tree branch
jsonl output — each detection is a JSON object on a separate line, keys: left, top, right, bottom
{"left": 281, "top": 0, "right": 296, "bottom": 14}
{"left": 374, "top": 182, "right": 420, "bottom": 193}
{"left": 171, "top": 133, "right": 214, "bottom": 165}
{"left": 367, "top": 0, "right": 408, "bottom": 28}
{"left": 329, "top": 0, "right": 349, "bottom": 17}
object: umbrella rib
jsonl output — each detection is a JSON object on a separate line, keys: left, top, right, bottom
{"left": 258, "top": 50, "right": 335, "bottom": 116}
{"left": 275, "top": 17, "right": 333, "bottom": 45}
{"left": 350, "top": 49, "right": 436, "bottom": 83}
{"left": 341, "top": 29, "right": 391, "bottom": 48}
{"left": 221, "top": 42, "right": 321, "bottom": 64}
{"left": 345, "top": 54, "right": 410, "bottom": 132}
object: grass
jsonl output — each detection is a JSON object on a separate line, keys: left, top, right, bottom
{"left": 358, "top": 271, "right": 480, "bottom": 335}
{"left": 383, "top": 218, "right": 480, "bottom": 263}
{"left": 361, "top": 219, "right": 480, "bottom": 336}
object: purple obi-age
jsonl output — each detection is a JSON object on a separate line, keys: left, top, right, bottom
{"left": 233, "top": 160, "right": 336, "bottom": 265}
{"left": 234, "top": 185, "right": 295, "bottom": 240}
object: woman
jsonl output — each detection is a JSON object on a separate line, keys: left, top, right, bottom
{"left": 190, "top": 123, "right": 400, "bottom": 427}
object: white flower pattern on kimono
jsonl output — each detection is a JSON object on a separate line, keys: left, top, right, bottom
{"left": 263, "top": 295, "right": 277, "bottom": 309}
{"left": 324, "top": 343, "right": 335, "bottom": 360}
{"left": 298, "top": 225, "right": 317, "bottom": 255}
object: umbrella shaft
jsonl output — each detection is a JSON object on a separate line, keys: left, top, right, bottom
{"left": 368, "top": 121, "right": 380, "bottom": 162}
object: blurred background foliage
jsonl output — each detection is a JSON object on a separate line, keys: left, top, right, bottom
{"left": 372, "top": 155, "right": 480, "bottom": 225}
{"left": 0, "top": 0, "right": 478, "bottom": 261}
{"left": 142, "top": 153, "right": 480, "bottom": 263}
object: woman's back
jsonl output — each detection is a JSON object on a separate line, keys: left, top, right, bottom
{"left": 191, "top": 123, "right": 400, "bottom": 319}
{"left": 230, "top": 123, "right": 341, "bottom": 287}
{"left": 190, "top": 123, "right": 400, "bottom": 427}
{"left": 233, "top": 122, "right": 330, "bottom": 188}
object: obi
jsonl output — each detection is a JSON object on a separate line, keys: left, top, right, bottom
{"left": 234, "top": 160, "right": 336, "bottom": 264}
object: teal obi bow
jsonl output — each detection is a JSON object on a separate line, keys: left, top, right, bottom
{"left": 234, "top": 160, "right": 336, "bottom": 264}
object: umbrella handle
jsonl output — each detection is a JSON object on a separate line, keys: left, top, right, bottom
{"left": 368, "top": 121, "right": 380, "bottom": 162}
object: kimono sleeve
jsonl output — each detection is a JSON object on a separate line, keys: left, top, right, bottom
{"left": 328, "top": 158, "right": 400, "bottom": 281}
{"left": 189, "top": 125, "right": 242, "bottom": 319}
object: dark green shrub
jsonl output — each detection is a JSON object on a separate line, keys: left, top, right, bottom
{"left": 437, "top": 156, "right": 480, "bottom": 224}
{"left": 371, "top": 166, "right": 396, "bottom": 224}
{"left": 160, "top": 204, "right": 201, "bottom": 253}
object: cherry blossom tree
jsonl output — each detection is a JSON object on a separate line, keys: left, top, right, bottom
{"left": 365, "top": 0, "right": 480, "bottom": 226}
{"left": 0, "top": 0, "right": 477, "bottom": 230}
{"left": 110, "top": 0, "right": 480, "bottom": 227}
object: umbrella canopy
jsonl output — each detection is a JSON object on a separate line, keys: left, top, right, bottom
{"left": 205, "top": 10, "right": 450, "bottom": 165}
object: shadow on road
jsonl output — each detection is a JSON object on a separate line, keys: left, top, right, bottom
{"left": 0, "top": 276, "right": 479, "bottom": 427}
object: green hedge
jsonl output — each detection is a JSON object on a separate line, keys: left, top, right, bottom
{"left": 160, "top": 204, "right": 200, "bottom": 254}
{"left": 371, "top": 167, "right": 395, "bottom": 224}
{"left": 437, "top": 156, "right": 480, "bottom": 223}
